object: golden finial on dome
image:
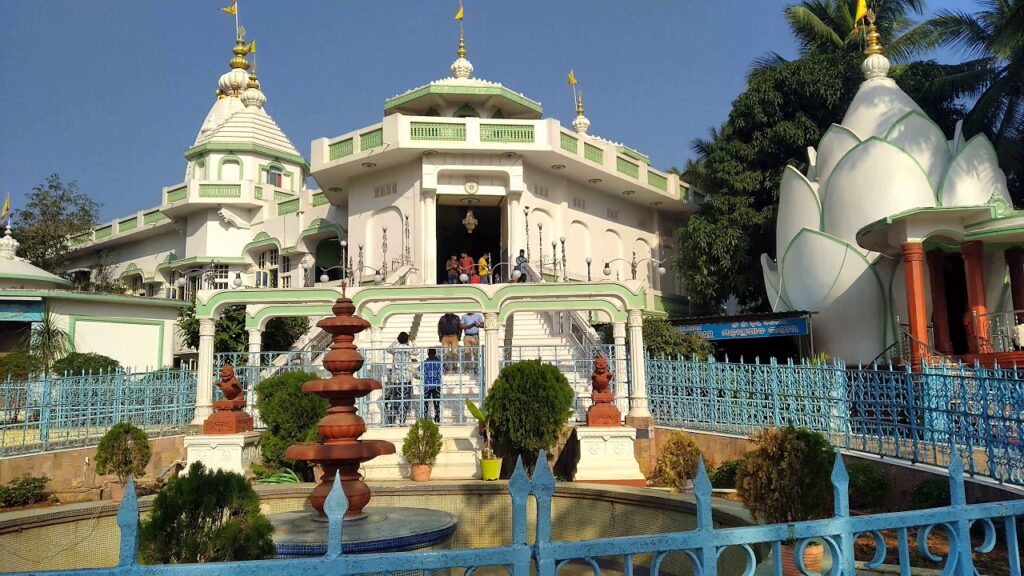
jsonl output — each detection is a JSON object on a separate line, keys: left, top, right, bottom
{"left": 576, "top": 91, "right": 585, "bottom": 116}
{"left": 216, "top": 89, "right": 225, "bottom": 100}
{"left": 457, "top": 28, "right": 467, "bottom": 59}
{"left": 230, "top": 36, "right": 251, "bottom": 71}
{"left": 864, "top": 9, "right": 883, "bottom": 56}
{"left": 247, "top": 71, "right": 260, "bottom": 90}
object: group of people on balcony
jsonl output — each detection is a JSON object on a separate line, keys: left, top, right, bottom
{"left": 441, "top": 249, "right": 531, "bottom": 284}
{"left": 383, "top": 310, "right": 485, "bottom": 425}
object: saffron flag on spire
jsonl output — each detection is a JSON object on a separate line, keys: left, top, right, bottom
{"left": 854, "top": 0, "right": 868, "bottom": 25}
{"left": 1, "top": 193, "right": 9, "bottom": 221}
{"left": 220, "top": 1, "right": 237, "bottom": 16}
{"left": 245, "top": 39, "right": 256, "bottom": 53}
{"left": 455, "top": 1, "right": 464, "bottom": 21}
{"left": 568, "top": 69, "right": 577, "bottom": 86}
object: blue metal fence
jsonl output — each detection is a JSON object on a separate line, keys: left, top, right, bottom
{"left": 0, "top": 369, "right": 197, "bottom": 456}
{"left": 648, "top": 357, "right": 1024, "bottom": 486}
{"left": 11, "top": 451, "right": 1023, "bottom": 575}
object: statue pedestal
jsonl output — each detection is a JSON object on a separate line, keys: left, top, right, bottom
{"left": 574, "top": 427, "right": 646, "bottom": 487}
{"left": 184, "top": 432, "right": 261, "bottom": 477}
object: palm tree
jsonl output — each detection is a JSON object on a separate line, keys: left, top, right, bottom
{"left": 25, "top": 306, "right": 73, "bottom": 377}
{"left": 923, "top": 0, "right": 1023, "bottom": 204}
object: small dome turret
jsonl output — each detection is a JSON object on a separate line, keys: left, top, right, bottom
{"left": 241, "top": 71, "right": 266, "bottom": 109}
{"left": 450, "top": 31, "right": 473, "bottom": 79}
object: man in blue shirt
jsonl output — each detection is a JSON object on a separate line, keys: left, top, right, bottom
{"left": 421, "top": 349, "right": 444, "bottom": 423}
{"left": 460, "top": 310, "right": 484, "bottom": 371}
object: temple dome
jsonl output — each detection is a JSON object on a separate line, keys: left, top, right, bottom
{"left": 0, "top": 228, "right": 72, "bottom": 289}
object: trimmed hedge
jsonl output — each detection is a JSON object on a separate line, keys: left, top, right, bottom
{"left": 254, "top": 371, "right": 327, "bottom": 481}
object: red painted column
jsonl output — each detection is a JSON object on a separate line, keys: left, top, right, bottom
{"left": 1006, "top": 247, "right": 1024, "bottom": 324}
{"left": 902, "top": 242, "right": 930, "bottom": 370}
{"left": 961, "top": 241, "right": 992, "bottom": 354}
{"left": 925, "top": 251, "right": 954, "bottom": 355}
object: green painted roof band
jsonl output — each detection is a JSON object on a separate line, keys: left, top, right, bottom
{"left": 385, "top": 85, "right": 542, "bottom": 114}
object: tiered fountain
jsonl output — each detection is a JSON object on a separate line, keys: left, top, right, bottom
{"left": 269, "top": 289, "right": 457, "bottom": 557}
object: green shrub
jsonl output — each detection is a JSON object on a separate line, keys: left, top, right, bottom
{"left": 710, "top": 459, "right": 744, "bottom": 489}
{"left": 846, "top": 460, "right": 889, "bottom": 510}
{"left": 486, "top": 360, "right": 574, "bottom": 473}
{"left": 52, "top": 352, "right": 121, "bottom": 375}
{"left": 909, "top": 477, "right": 951, "bottom": 510}
{"left": 593, "top": 317, "right": 714, "bottom": 360}
{"left": 650, "top": 432, "right": 702, "bottom": 490}
{"left": 139, "top": 462, "right": 275, "bottom": 563}
{"left": 402, "top": 419, "right": 443, "bottom": 465}
{"left": 0, "top": 476, "right": 50, "bottom": 508}
{"left": 255, "top": 371, "right": 327, "bottom": 480}
{"left": 95, "top": 422, "right": 151, "bottom": 485}
{"left": 736, "top": 427, "right": 834, "bottom": 524}
{"left": 0, "top": 351, "right": 39, "bottom": 382}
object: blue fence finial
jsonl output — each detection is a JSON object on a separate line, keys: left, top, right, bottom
{"left": 324, "top": 470, "right": 347, "bottom": 558}
{"left": 694, "top": 457, "right": 713, "bottom": 531}
{"left": 947, "top": 454, "right": 967, "bottom": 508}
{"left": 117, "top": 478, "right": 139, "bottom": 567}
{"left": 831, "top": 453, "right": 849, "bottom": 517}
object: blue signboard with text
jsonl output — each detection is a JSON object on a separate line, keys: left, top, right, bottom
{"left": 675, "top": 317, "right": 808, "bottom": 341}
{"left": 0, "top": 300, "right": 45, "bottom": 322}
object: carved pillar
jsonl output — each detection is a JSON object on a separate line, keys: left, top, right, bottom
{"left": 901, "top": 242, "right": 929, "bottom": 370}
{"left": 423, "top": 190, "right": 437, "bottom": 284}
{"left": 247, "top": 329, "right": 262, "bottom": 365}
{"left": 626, "top": 310, "right": 650, "bottom": 419}
{"left": 1006, "top": 247, "right": 1024, "bottom": 323}
{"left": 612, "top": 321, "right": 627, "bottom": 408}
{"left": 246, "top": 328, "right": 263, "bottom": 422}
{"left": 192, "top": 317, "right": 217, "bottom": 424}
{"left": 925, "top": 251, "right": 953, "bottom": 355}
{"left": 483, "top": 312, "right": 500, "bottom": 390}
{"left": 962, "top": 241, "right": 992, "bottom": 354}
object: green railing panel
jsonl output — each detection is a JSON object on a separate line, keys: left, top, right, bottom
{"left": 480, "top": 124, "right": 534, "bottom": 143}
{"left": 70, "top": 232, "right": 91, "bottom": 246}
{"left": 274, "top": 190, "right": 293, "bottom": 201}
{"left": 360, "top": 128, "right": 384, "bottom": 150}
{"left": 277, "top": 198, "right": 300, "bottom": 216}
{"left": 117, "top": 217, "right": 138, "bottom": 233}
{"left": 648, "top": 171, "right": 668, "bottom": 191}
{"left": 328, "top": 138, "right": 354, "bottom": 161}
{"left": 409, "top": 122, "right": 466, "bottom": 141}
{"left": 679, "top": 183, "right": 687, "bottom": 200}
{"left": 584, "top": 143, "right": 603, "bottom": 163}
{"left": 254, "top": 185, "right": 263, "bottom": 200}
{"left": 617, "top": 145, "right": 651, "bottom": 165}
{"left": 560, "top": 132, "right": 578, "bottom": 154}
{"left": 198, "top": 184, "right": 242, "bottom": 198}
{"left": 312, "top": 192, "right": 329, "bottom": 207}
{"left": 617, "top": 156, "right": 640, "bottom": 178}
{"left": 94, "top": 226, "right": 112, "bottom": 240}
{"left": 143, "top": 210, "right": 169, "bottom": 225}
{"left": 165, "top": 186, "right": 187, "bottom": 204}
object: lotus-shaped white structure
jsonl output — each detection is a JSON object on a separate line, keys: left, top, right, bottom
{"left": 762, "top": 34, "right": 1023, "bottom": 364}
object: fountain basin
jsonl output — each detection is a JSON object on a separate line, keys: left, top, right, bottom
{"left": 270, "top": 506, "right": 457, "bottom": 557}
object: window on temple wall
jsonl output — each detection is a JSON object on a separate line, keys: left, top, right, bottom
{"left": 221, "top": 159, "right": 241, "bottom": 181}
{"left": 211, "top": 265, "right": 229, "bottom": 290}
{"left": 256, "top": 248, "right": 279, "bottom": 288}
{"left": 267, "top": 166, "right": 283, "bottom": 188}
{"left": 130, "top": 276, "right": 143, "bottom": 295}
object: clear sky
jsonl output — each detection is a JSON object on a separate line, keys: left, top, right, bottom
{"left": 0, "top": 0, "right": 970, "bottom": 222}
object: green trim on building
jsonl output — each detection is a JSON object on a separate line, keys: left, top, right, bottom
{"left": 254, "top": 185, "right": 264, "bottom": 200}
{"left": 118, "top": 217, "right": 138, "bottom": 233}
{"left": 0, "top": 289, "right": 187, "bottom": 309}
{"left": 245, "top": 304, "right": 333, "bottom": 330}
{"left": 184, "top": 142, "right": 309, "bottom": 170}
{"left": 70, "top": 233, "right": 91, "bottom": 246}
{"left": 647, "top": 171, "right": 668, "bottom": 191}
{"left": 384, "top": 85, "right": 542, "bottom": 114}
{"left": 119, "top": 264, "right": 144, "bottom": 279}
{"left": 480, "top": 124, "right": 534, "bottom": 143}
{"left": 216, "top": 155, "right": 243, "bottom": 180}
{"left": 258, "top": 161, "right": 296, "bottom": 192}
{"left": 273, "top": 190, "right": 294, "bottom": 201}
{"left": 199, "top": 184, "right": 242, "bottom": 198}
{"left": 165, "top": 186, "right": 187, "bottom": 204}
{"left": 312, "top": 192, "right": 329, "bottom": 207}
{"left": 360, "top": 128, "right": 384, "bottom": 150}
{"left": 277, "top": 198, "right": 300, "bottom": 216}
{"left": 616, "top": 157, "right": 640, "bottom": 178}
{"left": 143, "top": 210, "right": 170, "bottom": 225}
{"left": 67, "top": 315, "right": 167, "bottom": 368}
{"left": 0, "top": 273, "right": 73, "bottom": 287}
{"left": 242, "top": 232, "right": 282, "bottom": 256}
{"left": 560, "top": 132, "right": 578, "bottom": 154}
{"left": 94, "top": 226, "right": 112, "bottom": 240}
{"left": 328, "top": 138, "right": 354, "bottom": 161}
{"left": 410, "top": 122, "right": 467, "bottom": 142}
{"left": 295, "top": 218, "right": 346, "bottom": 247}
{"left": 584, "top": 143, "right": 604, "bottom": 164}
{"left": 616, "top": 146, "right": 650, "bottom": 165}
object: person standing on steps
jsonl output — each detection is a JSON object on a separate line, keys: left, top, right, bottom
{"left": 437, "top": 312, "right": 462, "bottom": 372}
{"left": 460, "top": 310, "right": 484, "bottom": 373}
{"left": 478, "top": 253, "right": 491, "bottom": 284}
{"left": 445, "top": 255, "right": 459, "bottom": 284}
{"left": 421, "top": 349, "right": 444, "bottom": 423}
{"left": 515, "top": 249, "right": 528, "bottom": 282}
{"left": 385, "top": 331, "right": 414, "bottom": 425}
{"left": 458, "top": 251, "right": 475, "bottom": 282}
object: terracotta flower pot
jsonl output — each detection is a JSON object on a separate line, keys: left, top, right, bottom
{"left": 779, "top": 543, "right": 823, "bottom": 576}
{"left": 410, "top": 464, "right": 432, "bottom": 482}
{"left": 108, "top": 482, "right": 126, "bottom": 502}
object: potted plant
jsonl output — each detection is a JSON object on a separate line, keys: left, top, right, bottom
{"left": 466, "top": 399, "right": 501, "bottom": 480}
{"left": 402, "top": 419, "right": 442, "bottom": 482}
{"left": 95, "top": 422, "right": 152, "bottom": 501}
{"left": 735, "top": 426, "right": 834, "bottom": 576}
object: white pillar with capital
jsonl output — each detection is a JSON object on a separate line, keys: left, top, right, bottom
{"left": 613, "top": 321, "right": 628, "bottom": 411}
{"left": 423, "top": 190, "right": 437, "bottom": 284}
{"left": 192, "top": 317, "right": 217, "bottom": 425}
{"left": 483, "top": 312, "right": 500, "bottom": 390}
{"left": 245, "top": 327, "right": 263, "bottom": 423}
{"left": 626, "top": 309, "right": 650, "bottom": 419}
{"left": 247, "top": 328, "right": 262, "bottom": 364}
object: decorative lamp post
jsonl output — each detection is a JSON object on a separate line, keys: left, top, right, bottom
{"left": 560, "top": 236, "right": 567, "bottom": 282}
{"left": 586, "top": 256, "right": 593, "bottom": 281}
{"left": 604, "top": 252, "right": 667, "bottom": 281}
{"left": 538, "top": 222, "right": 543, "bottom": 272}
{"left": 340, "top": 240, "right": 349, "bottom": 280}
{"left": 523, "top": 206, "right": 530, "bottom": 261}
{"left": 233, "top": 272, "right": 243, "bottom": 288}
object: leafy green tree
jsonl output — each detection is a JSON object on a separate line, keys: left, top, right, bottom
{"left": 0, "top": 351, "right": 39, "bottom": 382}
{"left": 255, "top": 371, "right": 327, "bottom": 480}
{"left": 13, "top": 174, "right": 99, "bottom": 275}
{"left": 595, "top": 316, "right": 712, "bottom": 359}
{"left": 922, "top": 0, "right": 1023, "bottom": 205}
{"left": 51, "top": 352, "right": 121, "bottom": 375}
{"left": 82, "top": 250, "right": 128, "bottom": 295}
{"left": 139, "top": 462, "right": 275, "bottom": 563}
{"left": 178, "top": 306, "right": 309, "bottom": 355}
{"left": 782, "top": 0, "right": 929, "bottom": 63}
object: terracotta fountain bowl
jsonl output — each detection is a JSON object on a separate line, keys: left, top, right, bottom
{"left": 285, "top": 439, "right": 396, "bottom": 463}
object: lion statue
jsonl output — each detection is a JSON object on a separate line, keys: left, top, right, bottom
{"left": 216, "top": 363, "right": 244, "bottom": 401}
{"left": 591, "top": 355, "right": 612, "bottom": 395}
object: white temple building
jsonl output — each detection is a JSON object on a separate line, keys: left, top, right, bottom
{"left": 63, "top": 28, "right": 697, "bottom": 360}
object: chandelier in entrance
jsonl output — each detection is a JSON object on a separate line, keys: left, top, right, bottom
{"left": 462, "top": 209, "right": 478, "bottom": 234}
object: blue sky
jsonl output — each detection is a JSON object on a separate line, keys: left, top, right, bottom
{"left": 0, "top": 0, "right": 971, "bottom": 222}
